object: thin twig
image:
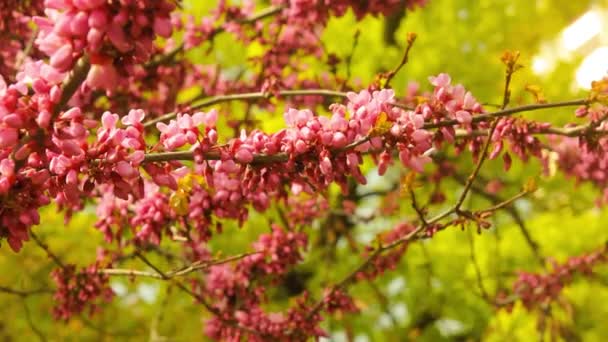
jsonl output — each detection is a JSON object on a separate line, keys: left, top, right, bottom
{"left": 423, "top": 99, "right": 589, "bottom": 130}
{"left": 22, "top": 298, "right": 48, "bottom": 342}
{"left": 134, "top": 252, "right": 267, "bottom": 339}
{"left": 467, "top": 228, "right": 490, "bottom": 300}
{"left": 342, "top": 30, "right": 361, "bottom": 90}
{"left": 101, "top": 252, "right": 258, "bottom": 279}
{"left": 30, "top": 231, "right": 65, "bottom": 269}
{"left": 0, "top": 285, "right": 53, "bottom": 297}
{"left": 368, "top": 281, "right": 399, "bottom": 327}
{"left": 409, "top": 186, "right": 427, "bottom": 226}
{"left": 384, "top": 33, "right": 417, "bottom": 88}
{"left": 452, "top": 52, "right": 520, "bottom": 212}
{"left": 15, "top": 28, "right": 39, "bottom": 71}
{"left": 450, "top": 172, "right": 544, "bottom": 266}
{"left": 143, "top": 89, "right": 350, "bottom": 128}
{"left": 299, "top": 189, "right": 532, "bottom": 328}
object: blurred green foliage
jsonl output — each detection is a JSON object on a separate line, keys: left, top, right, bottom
{"left": 2, "top": 0, "right": 607, "bottom": 341}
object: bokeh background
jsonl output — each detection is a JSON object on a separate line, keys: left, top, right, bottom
{"left": 1, "top": 0, "right": 608, "bottom": 341}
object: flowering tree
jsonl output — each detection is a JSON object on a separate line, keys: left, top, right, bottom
{"left": 1, "top": 0, "right": 607, "bottom": 340}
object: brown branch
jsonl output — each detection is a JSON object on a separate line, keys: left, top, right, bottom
{"left": 22, "top": 297, "right": 48, "bottom": 342}
{"left": 142, "top": 132, "right": 370, "bottom": 164}
{"left": 423, "top": 99, "right": 589, "bottom": 130}
{"left": 467, "top": 228, "right": 490, "bottom": 300}
{"left": 0, "top": 285, "right": 53, "bottom": 297}
{"left": 134, "top": 252, "right": 268, "bottom": 339}
{"left": 144, "top": 89, "right": 350, "bottom": 128}
{"left": 52, "top": 56, "right": 91, "bottom": 118}
{"left": 12, "top": 56, "right": 91, "bottom": 169}
{"left": 101, "top": 252, "right": 258, "bottom": 279}
{"left": 300, "top": 188, "right": 532, "bottom": 326}
{"left": 451, "top": 172, "right": 544, "bottom": 266}
{"left": 384, "top": 33, "right": 416, "bottom": 89}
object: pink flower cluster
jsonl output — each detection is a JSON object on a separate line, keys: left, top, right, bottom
{"left": 286, "top": 195, "right": 330, "bottom": 227}
{"left": 35, "top": 0, "right": 175, "bottom": 88}
{"left": 51, "top": 261, "right": 114, "bottom": 320}
{"left": 94, "top": 89, "right": 433, "bottom": 246}
{"left": 202, "top": 225, "right": 318, "bottom": 341}
{"left": 358, "top": 222, "right": 417, "bottom": 281}
{"left": 278, "top": 0, "right": 427, "bottom": 23}
{"left": 94, "top": 185, "right": 129, "bottom": 242}
{"left": 0, "top": 0, "right": 180, "bottom": 252}
{"left": 512, "top": 244, "right": 607, "bottom": 310}
{"left": 0, "top": 67, "right": 147, "bottom": 250}
{"left": 157, "top": 110, "right": 218, "bottom": 152}
{"left": 323, "top": 289, "right": 359, "bottom": 314}
{"left": 0, "top": 0, "right": 44, "bottom": 81}
{"left": 130, "top": 182, "right": 173, "bottom": 245}
{"left": 0, "top": 62, "right": 66, "bottom": 251}
{"left": 424, "top": 73, "right": 484, "bottom": 140}
{"left": 87, "top": 110, "right": 147, "bottom": 199}
{"left": 489, "top": 118, "right": 550, "bottom": 171}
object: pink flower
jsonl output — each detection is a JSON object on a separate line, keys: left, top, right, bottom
{"left": 429, "top": 73, "right": 451, "bottom": 87}
{"left": 455, "top": 110, "right": 472, "bottom": 124}
{"left": 235, "top": 148, "right": 254, "bottom": 163}
{"left": 86, "top": 63, "right": 119, "bottom": 90}
{"left": 0, "top": 128, "right": 18, "bottom": 148}
{"left": 49, "top": 44, "right": 74, "bottom": 71}
{"left": 193, "top": 109, "right": 218, "bottom": 127}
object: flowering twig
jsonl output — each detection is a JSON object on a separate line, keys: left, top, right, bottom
{"left": 424, "top": 99, "right": 590, "bottom": 130}
{"left": 142, "top": 97, "right": 591, "bottom": 164}
{"left": 453, "top": 51, "right": 521, "bottom": 212}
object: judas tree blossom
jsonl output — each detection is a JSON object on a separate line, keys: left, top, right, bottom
{"left": 2, "top": 1, "right": 608, "bottom": 341}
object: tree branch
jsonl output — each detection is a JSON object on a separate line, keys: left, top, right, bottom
{"left": 300, "top": 188, "right": 532, "bottom": 327}
{"left": 0, "top": 285, "right": 53, "bottom": 297}
{"left": 52, "top": 56, "right": 91, "bottom": 118}
{"left": 423, "top": 99, "right": 589, "bottom": 130}
{"left": 101, "top": 252, "right": 258, "bottom": 279}
{"left": 30, "top": 231, "right": 66, "bottom": 269}
{"left": 142, "top": 98, "right": 591, "bottom": 165}
{"left": 133, "top": 252, "right": 268, "bottom": 339}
